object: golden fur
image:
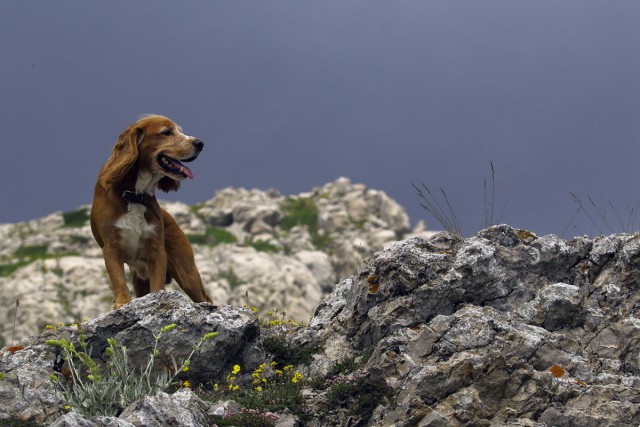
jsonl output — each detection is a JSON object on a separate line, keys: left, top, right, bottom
{"left": 90, "top": 115, "right": 212, "bottom": 309}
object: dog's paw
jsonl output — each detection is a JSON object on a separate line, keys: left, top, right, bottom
{"left": 111, "top": 300, "right": 131, "bottom": 310}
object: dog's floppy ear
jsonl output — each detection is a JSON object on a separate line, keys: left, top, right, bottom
{"left": 98, "top": 124, "right": 144, "bottom": 191}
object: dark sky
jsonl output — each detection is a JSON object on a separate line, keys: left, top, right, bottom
{"left": 2, "top": 1, "right": 640, "bottom": 237}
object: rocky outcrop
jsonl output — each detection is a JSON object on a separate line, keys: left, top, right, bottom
{"left": 4, "top": 225, "right": 640, "bottom": 426}
{"left": 0, "top": 178, "right": 423, "bottom": 346}
{"left": 300, "top": 225, "right": 640, "bottom": 426}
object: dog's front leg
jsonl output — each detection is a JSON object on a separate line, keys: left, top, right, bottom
{"left": 149, "top": 248, "right": 168, "bottom": 293}
{"left": 102, "top": 245, "right": 132, "bottom": 309}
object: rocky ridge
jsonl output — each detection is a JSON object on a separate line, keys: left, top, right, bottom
{"left": 2, "top": 225, "right": 640, "bottom": 425}
{"left": 0, "top": 178, "right": 424, "bottom": 346}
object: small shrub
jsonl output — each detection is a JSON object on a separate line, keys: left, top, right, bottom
{"left": 280, "top": 198, "right": 318, "bottom": 231}
{"left": 260, "top": 311, "right": 317, "bottom": 366}
{"left": 214, "top": 410, "right": 277, "bottom": 427}
{"left": 187, "top": 226, "right": 237, "bottom": 246}
{"left": 326, "top": 373, "right": 393, "bottom": 420}
{"left": 0, "top": 261, "right": 30, "bottom": 277}
{"left": 47, "top": 324, "right": 218, "bottom": 418}
{"left": 62, "top": 209, "right": 90, "bottom": 228}
{"left": 14, "top": 244, "right": 49, "bottom": 259}
{"left": 204, "top": 362, "right": 304, "bottom": 424}
{"left": 248, "top": 239, "right": 280, "bottom": 253}
{"left": 280, "top": 197, "right": 332, "bottom": 249}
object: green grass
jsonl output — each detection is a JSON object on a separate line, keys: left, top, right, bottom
{"left": 14, "top": 244, "right": 49, "bottom": 259}
{"left": 187, "top": 226, "right": 237, "bottom": 246}
{"left": 248, "top": 239, "right": 280, "bottom": 253}
{"left": 0, "top": 244, "right": 79, "bottom": 277}
{"left": 326, "top": 373, "right": 393, "bottom": 421}
{"left": 280, "top": 197, "right": 332, "bottom": 250}
{"left": 62, "top": 208, "right": 90, "bottom": 228}
{"left": 280, "top": 198, "right": 319, "bottom": 231}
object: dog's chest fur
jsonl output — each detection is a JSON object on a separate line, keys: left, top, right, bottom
{"left": 115, "top": 203, "right": 156, "bottom": 263}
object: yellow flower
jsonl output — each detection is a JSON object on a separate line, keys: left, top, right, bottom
{"left": 232, "top": 364, "right": 241, "bottom": 375}
{"left": 64, "top": 405, "right": 70, "bottom": 411}
{"left": 214, "top": 383, "right": 219, "bottom": 392}
{"left": 292, "top": 371, "right": 303, "bottom": 383}
{"left": 182, "top": 380, "right": 191, "bottom": 388}
{"left": 256, "top": 386, "right": 263, "bottom": 392}
{"left": 182, "top": 366, "right": 189, "bottom": 372}
{"left": 275, "top": 370, "right": 283, "bottom": 376}
{"left": 232, "top": 385, "right": 239, "bottom": 391}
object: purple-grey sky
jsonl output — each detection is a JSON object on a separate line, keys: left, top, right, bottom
{"left": 2, "top": 1, "right": 640, "bottom": 236}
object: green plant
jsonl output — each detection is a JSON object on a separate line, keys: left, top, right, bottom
{"left": 14, "top": 244, "right": 49, "bottom": 259}
{"left": 240, "top": 362, "right": 304, "bottom": 412}
{"left": 326, "top": 373, "right": 393, "bottom": 421}
{"left": 204, "top": 362, "right": 304, "bottom": 424}
{"left": 247, "top": 239, "right": 280, "bottom": 253}
{"left": 47, "top": 324, "right": 218, "bottom": 418}
{"left": 260, "top": 311, "right": 317, "bottom": 366}
{"left": 187, "top": 226, "right": 237, "bottom": 246}
{"left": 62, "top": 208, "right": 90, "bottom": 228}
{"left": 280, "top": 197, "right": 332, "bottom": 249}
{"left": 213, "top": 409, "right": 278, "bottom": 427}
{"left": 0, "top": 245, "right": 79, "bottom": 277}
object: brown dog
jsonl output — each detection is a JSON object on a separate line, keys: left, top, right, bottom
{"left": 90, "top": 115, "right": 212, "bottom": 309}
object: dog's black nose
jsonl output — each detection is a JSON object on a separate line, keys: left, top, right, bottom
{"left": 193, "top": 139, "right": 204, "bottom": 152}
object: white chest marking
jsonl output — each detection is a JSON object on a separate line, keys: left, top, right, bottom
{"left": 115, "top": 204, "right": 156, "bottom": 260}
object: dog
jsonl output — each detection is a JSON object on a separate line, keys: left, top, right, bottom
{"left": 90, "top": 115, "right": 213, "bottom": 309}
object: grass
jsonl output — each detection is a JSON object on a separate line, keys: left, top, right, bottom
{"left": 325, "top": 372, "right": 393, "bottom": 421}
{"left": 280, "top": 197, "right": 332, "bottom": 249}
{"left": 187, "top": 226, "right": 237, "bottom": 246}
{"left": 201, "top": 362, "right": 304, "bottom": 426}
{"left": 260, "top": 310, "right": 318, "bottom": 366}
{"left": 564, "top": 192, "right": 640, "bottom": 237}
{"left": 413, "top": 160, "right": 505, "bottom": 236}
{"left": 0, "top": 244, "right": 79, "bottom": 277}
{"left": 62, "top": 208, "right": 90, "bottom": 228}
{"left": 246, "top": 238, "right": 281, "bottom": 253}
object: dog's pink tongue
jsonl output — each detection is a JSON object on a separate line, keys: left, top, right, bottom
{"left": 169, "top": 158, "right": 194, "bottom": 179}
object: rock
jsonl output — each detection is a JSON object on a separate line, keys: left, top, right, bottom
{"left": 0, "top": 343, "right": 62, "bottom": 422}
{"left": 119, "top": 389, "right": 209, "bottom": 427}
{"left": 299, "top": 225, "right": 640, "bottom": 426}
{"left": 0, "top": 291, "right": 263, "bottom": 424}
{"left": 51, "top": 412, "right": 135, "bottom": 426}
{"left": 0, "top": 178, "right": 420, "bottom": 345}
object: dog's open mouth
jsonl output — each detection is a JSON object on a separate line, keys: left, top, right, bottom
{"left": 157, "top": 154, "right": 196, "bottom": 179}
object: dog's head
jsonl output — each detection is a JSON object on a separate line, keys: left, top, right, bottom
{"left": 99, "top": 115, "right": 204, "bottom": 193}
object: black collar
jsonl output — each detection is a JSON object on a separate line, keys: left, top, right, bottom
{"left": 121, "top": 190, "right": 151, "bottom": 205}
{"left": 121, "top": 189, "right": 160, "bottom": 219}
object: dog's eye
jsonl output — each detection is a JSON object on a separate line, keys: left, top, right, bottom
{"left": 161, "top": 129, "right": 173, "bottom": 136}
